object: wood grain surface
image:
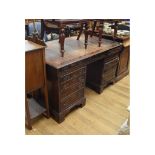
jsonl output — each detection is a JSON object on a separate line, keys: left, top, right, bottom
{"left": 25, "top": 75, "right": 129, "bottom": 135}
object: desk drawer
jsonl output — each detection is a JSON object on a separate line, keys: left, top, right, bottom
{"left": 102, "top": 67, "right": 117, "bottom": 82}
{"left": 61, "top": 89, "right": 84, "bottom": 109}
{"left": 60, "top": 74, "right": 85, "bottom": 89}
{"left": 60, "top": 80, "right": 85, "bottom": 98}
{"left": 104, "top": 57, "right": 119, "bottom": 71}
{"left": 60, "top": 61, "right": 86, "bottom": 76}
{"left": 105, "top": 46, "right": 122, "bottom": 57}
{"left": 59, "top": 67, "right": 86, "bottom": 83}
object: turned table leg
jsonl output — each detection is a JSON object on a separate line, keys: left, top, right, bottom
{"left": 98, "top": 20, "right": 103, "bottom": 47}
{"left": 113, "top": 21, "right": 118, "bottom": 40}
{"left": 90, "top": 20, "right": 97, "bottom": 37}
{"left": 77, "top": 22, "right": 84, "bottom": 40}
{"left": 59, "top": 28, "right": 65, "bottom": 57}
{"left": 84, "top": 22, "right": 89, "bottom": 49}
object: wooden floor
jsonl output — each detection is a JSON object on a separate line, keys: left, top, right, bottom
{"left": 25, "top": 75, "right": 130, "bottom": 135}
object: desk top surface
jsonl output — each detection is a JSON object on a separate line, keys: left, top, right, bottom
{"left": 25, "top": 40, "right": 45, "bottom": 52}
{"left": 45, "top": 35, "right": 121, "bottom": 69}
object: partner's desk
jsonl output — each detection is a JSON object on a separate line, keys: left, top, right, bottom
{"left": 43, "top": 35, "right": 123, "bottom": 123}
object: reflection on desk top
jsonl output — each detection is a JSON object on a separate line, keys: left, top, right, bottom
{"left": 25, "top": 40, "right": 45, "bottom": 52}
{"left": 45, "top": 35, "right": 121, "bottom": 69}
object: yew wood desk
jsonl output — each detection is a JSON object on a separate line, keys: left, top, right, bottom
{"left": 44, "top": 35, "right": 123, "bottom": 123}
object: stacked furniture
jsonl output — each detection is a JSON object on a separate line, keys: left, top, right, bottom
{"left": 25, "top": 19, "right": 130, "bottom": 126}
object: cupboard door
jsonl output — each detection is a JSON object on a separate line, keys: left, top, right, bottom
{"left": 118, "top": 46, "right": 129, "bottom": 74}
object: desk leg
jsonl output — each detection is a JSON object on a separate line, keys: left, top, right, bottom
{"left": 98, "top": 21, "right": 103, "bottom": 47}
{"left": 59, "top": 28, "right": 65, "bottom": 57}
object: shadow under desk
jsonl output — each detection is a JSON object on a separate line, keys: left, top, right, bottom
{"left": 37, "top": 35, "right": 124, "bottom": 123}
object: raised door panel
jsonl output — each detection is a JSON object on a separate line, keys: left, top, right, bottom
{"left": 26, "top": 50, "right": 45, "bottom": 92}
{"left": 118, "top": 46, "right": 129, "bottom": 74}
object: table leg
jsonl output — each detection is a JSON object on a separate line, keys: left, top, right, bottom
{"left": 98, "top": 21, "right": 103, "bottom": 47}
{"left": 59, "top": 28, "right": 65, "bottom": 57}
{"left": 77, "top": 22, "right": 84, "bottom": 40}
{"left": 113, "top": 21, "right": 118, "bottom": 40}
{"left": 84, "top": 23, "right": 89, "bottom": 49}
{"left": 40, "top": 19, "right": 45, "bottom": 40}
{"left": 90, "top": 20, "right": 97, "bottom": 37}
{"left": 25, "top": 24, "right": 29, "bottom": 36}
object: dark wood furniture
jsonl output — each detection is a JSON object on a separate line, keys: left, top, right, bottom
{"left": 25, "top": 40, "right": 49, "bottom": 130}
{"left": 102, "top": 30, "right": 130, "bottom": 81}
{"left": 101, "top": 20, "right": 130, "bottom": 81}
{"left": 45, "top": 35, "right": 122, "bottom": 123}
{"left": 116, "top": 37, "right": 130, "bottom": 81}
{"left": 86, "top": 47, "right": 121, "bottom": 93}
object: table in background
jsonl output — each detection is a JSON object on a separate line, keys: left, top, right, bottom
{"left": 43, "top": 19, "right": 104, "bottom": 57}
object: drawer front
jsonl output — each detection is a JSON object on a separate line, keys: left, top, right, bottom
{"left": 60, "top": 80, "right": 85, "bottom": 98}
{"left": 61, "top": 89, "right": 84, "bottom": 109}
{"left": 102, "top": 66, "right": 117, "bottom": 82}
{"left": 105, "top": 46, "right": 122, "bottom": 57}
{"left": 60, "top": 61, "right": 86, "bottom": 76}
{"left": 87, "top": 53, "right": 105, "bottom": 65}
{"left": 104, "top": 57, "right": 119, "bottom": 71}
{"left": 60, "top": 74, "right": 85, "bottom": 89}
{"left": 59, "top": 67, "right": 86, "bottom": 83}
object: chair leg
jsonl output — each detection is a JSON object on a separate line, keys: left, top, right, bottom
{"left": 25, "top": 95, "right": 32, "bottom": 130}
